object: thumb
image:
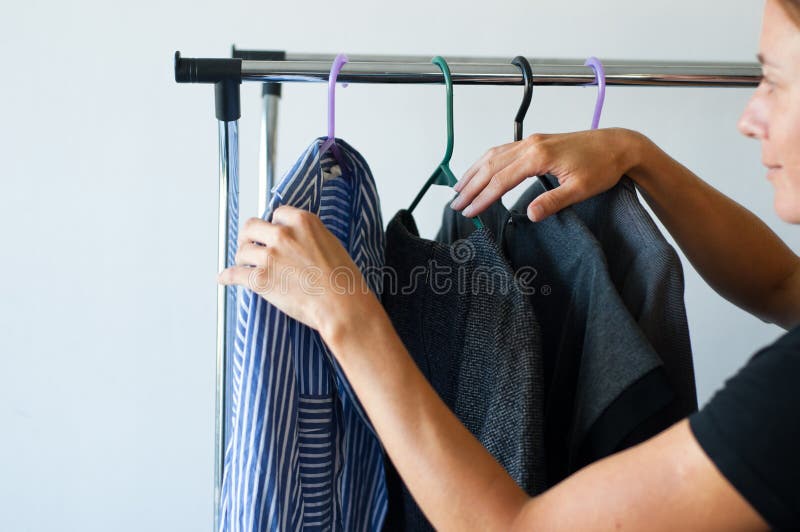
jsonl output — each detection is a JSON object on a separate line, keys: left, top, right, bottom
{"left": 527, "top": 180, "right": 581, "bottom": 222}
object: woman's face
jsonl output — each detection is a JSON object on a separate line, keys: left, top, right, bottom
{"left": 739, "top": 0, "right": 800, "bottom": 222}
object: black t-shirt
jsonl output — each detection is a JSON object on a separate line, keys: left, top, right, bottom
{"left": 689, "top": 325, "right": 800, "bottom": 530}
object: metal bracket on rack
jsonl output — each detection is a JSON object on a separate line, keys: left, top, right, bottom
{"left": 174, "top": 51, "right": 242, "bottom": 121}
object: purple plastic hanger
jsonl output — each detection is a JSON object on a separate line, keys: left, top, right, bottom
{"left": 584, "top": 56, "right": 606, "bottom": 130}
{"left": 319, "top": 53, "right": 349, "bottom": 167}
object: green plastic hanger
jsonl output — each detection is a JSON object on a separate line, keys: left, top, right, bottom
{"left": 408, "top": 56, "right": 484, "bottom": 229}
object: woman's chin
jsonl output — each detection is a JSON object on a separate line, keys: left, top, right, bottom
{"left": 773, "top": 193, "right": 800, "bottom": 223}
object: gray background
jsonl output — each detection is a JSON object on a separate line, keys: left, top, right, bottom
{"left": 0, "top": 0, "right": 788, "bottom": 530}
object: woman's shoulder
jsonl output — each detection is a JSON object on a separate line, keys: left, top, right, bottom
{"left": 761, "top": 322, "right": 800, "bottom": 354}
{"left": 728, "top": 325, "right": 800, "bottom": 398}
{"left": 687, "top": 325, "right": 800, "bottom": 530}
{"left": 746, "top": 324, "right": 800, "bottom": 371}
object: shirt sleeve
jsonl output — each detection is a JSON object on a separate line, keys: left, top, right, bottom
{"left": 688, "top": 334, "right": 800, "bottom": 530}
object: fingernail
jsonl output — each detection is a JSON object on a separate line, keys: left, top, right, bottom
{"left": 450, "top": 195, "right": 465, "bottom": 210}
{"left": 453, "top": 180, "right": 464, "bottom": 192}
{"left": 529, "top": 205, "right": 544, "bottom": 222}
{"left": 462, "top": 204, "right": 474, "bottom": 217}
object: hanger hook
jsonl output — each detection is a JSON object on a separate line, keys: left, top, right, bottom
{"left": 511, "top": 56, "right": 534, "bottom": 142}
{"left": 327, "top": 53, "right": 349, "bottom": 141}
{"left": 584, "top": 56, "right": 606, "bottom": 130}
{"left": 431, "top": 56, "right": 455, "bottom": 166}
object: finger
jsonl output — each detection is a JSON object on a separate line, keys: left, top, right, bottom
{"left": 217, "top": 265, "right": 267, "bottom": 290}
{"left": 454, "top": 140, "right": 518, "bottom": 193}
{"left": 272, "top": 206, "right": 324, "bottom": 244}
{"left": 456, "top": 141, "right": 518, "bottom": 194}
{"left": 451, "top": 144, "right": 526, "bottom": 210}
{"left": 271, "top": 204, "right": 309, "bottom": 226}
{"left": 526, "top": 180, "right": 585, "bottom": 222}
{"left": 459, "top": 157, "right": 535, "bottom": 217}
{"left": 238, "top": 216, "right": 281, "bottom": 248}
{"left": 234, "top": 241, "right": 271, "bottom": 268}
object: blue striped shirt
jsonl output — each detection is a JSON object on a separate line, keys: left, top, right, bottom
{"left": 219, "top": 137, "right": 388, "bottom": 532}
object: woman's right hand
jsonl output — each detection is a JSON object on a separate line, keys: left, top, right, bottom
{"left": 450, "top": 127, "right": 648, "bottom": 221}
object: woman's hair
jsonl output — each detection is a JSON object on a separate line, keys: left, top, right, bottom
{"left": 778, "top": 0, "right": 800, "bottom": 27}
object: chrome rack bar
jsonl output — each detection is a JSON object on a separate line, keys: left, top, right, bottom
{"left": 175, "top": 51, "right": 761, "bottom": 88}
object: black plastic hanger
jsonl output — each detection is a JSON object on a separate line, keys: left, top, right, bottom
{"left": 511, "top": 55, "right": 553, "bottom": 192}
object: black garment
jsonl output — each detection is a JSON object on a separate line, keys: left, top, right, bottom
{"left": 437, "top": 197, "right": 675, "bottom": 486}
{"left": 689, "top": 325, "right": 800, "bottom": 530}
{"left": 519, "top": 175, "right": 697, "bottom": 423}
{"left": 381, "top": 210, "right": 546, "bottom": 531}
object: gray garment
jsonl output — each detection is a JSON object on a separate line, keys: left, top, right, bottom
{"left": 381, "top": 210, "right": 546, "bottom": 531}
{"left": 436, "top": 196, "right": 674, "bottom": 485}
{"left": 518, "top": 175, "right": 697, "bottom": 419}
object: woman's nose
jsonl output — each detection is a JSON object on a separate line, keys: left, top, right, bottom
{"left": 738, "top": 87, "right": 769, "bottom": 140}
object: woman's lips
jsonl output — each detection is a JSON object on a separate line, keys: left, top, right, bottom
{"left": 767, "top": 166, "right": 782, "bottom": 180}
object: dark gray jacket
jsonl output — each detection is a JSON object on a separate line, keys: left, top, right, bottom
{"left": 436, "top": 194, "right": 675, "bottom": 485}
{"left": 519, "top": 175, "right": 697, "bottom": 421}
{"left": 381, "top": 210, "right": 546, "bottom": 531}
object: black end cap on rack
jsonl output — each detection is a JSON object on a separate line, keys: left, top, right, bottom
{"left": 175, "top": 51, "right": 242, "bottom": 121}
{"left": 175, "top": 51, "right": 242, "bottom": 122}
{"left": 215, "top": 80, "right": 241, "bottom": 122}
{"left": 230, "top": 46, "right": 285, "bottom": 98}
{"left": 174, "top": 51, "right": 242, "bottom": 84}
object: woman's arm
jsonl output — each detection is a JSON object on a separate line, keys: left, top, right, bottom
{"left": 628, "top": 133, "right": 800, "bottom": 329}
{"left": 325, "top": 297, "right": 767, "bottom": 531}
{"left": 450, "top": 128, "right": 800, "bottom": 329}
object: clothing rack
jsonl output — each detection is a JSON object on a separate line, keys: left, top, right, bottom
{"left": 172, "top": 49, "right": 761, "bottom": 529}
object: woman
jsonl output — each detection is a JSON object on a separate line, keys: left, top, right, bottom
{"left": 218, "top": 0, "right": 799, "bottom": 528}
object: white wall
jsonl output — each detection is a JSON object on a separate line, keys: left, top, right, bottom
{"left": 1, "top": 1, "right": 790, "bottom": 531}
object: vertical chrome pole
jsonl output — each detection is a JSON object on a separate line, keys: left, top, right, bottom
{"left": 215, "top": 119, "right": 239, "bottom": 530}
{"left": 258, "top": 84, "right": 281, "bottom": 215}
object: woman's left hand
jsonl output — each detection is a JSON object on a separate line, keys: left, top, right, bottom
{"left": 217, "top": 205, "right": 378, "bottom": 340}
